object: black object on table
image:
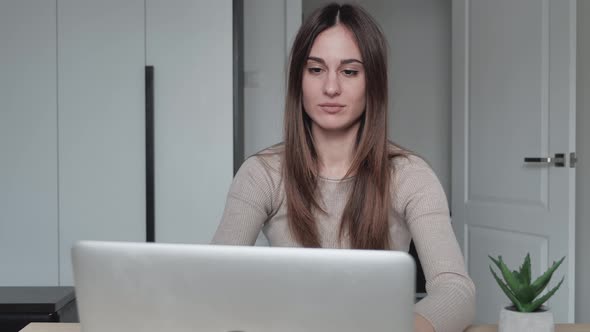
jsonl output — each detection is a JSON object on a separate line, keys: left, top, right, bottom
{"left": 0, "top": 287, "right": 78, "bottom": 332}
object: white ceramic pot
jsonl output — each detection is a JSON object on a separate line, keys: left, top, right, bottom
{"left": 498, "top": 305, "right": 554, "bottom": 332}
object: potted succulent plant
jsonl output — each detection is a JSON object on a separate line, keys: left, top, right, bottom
{"left": 489, "top": 253, "right": 565, "bottom": 332}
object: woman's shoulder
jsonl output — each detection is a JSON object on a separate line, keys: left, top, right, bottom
{"left": 237, "top": 143, "right": 283, "bottom": 182}
{"left": 391, "top": 153, "right": 432, "bottom": 172}
{"left": 387, "top": 146, "right": 448, "bottom": 211}
{"left": 387, "top": 145, "right": 441, "bottom": 188}
{"left": 250, "top": 143, "right": 283, "bottom": 170}
{"left": 225, "top": 145, "right": 283, "bottom": 216}
{"left": 388, "top": 144, "right": 432, "bottom": 172}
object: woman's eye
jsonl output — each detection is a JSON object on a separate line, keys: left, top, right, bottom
{"left": 308, "top": 67, "right": 323, "bottom": 74}
{"left": 342, "top": 69, "right": 358, "bottom": 76}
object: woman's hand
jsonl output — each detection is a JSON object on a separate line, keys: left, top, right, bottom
{"left": 414, "top": 313, "right": 435, "bottom": 332}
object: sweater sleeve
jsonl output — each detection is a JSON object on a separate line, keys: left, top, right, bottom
{"left": 394, "top": 156, "right": 476, "bottom": 332}
{"left": 211, "top": 156, "right": 276, "bottom": 245}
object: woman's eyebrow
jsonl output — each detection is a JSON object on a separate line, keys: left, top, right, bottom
{"left": 307, "top": 56, "right": 326, "bottom": 65}
{"left": 341, "top": 59, "right": 363, "bottom": 65}
{"left": 307, "top": 56, "right": 363, "bottom": 65}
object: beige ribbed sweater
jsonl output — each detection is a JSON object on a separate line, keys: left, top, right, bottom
{"left": 212, "top": 148, "right": 476, "bottom": 332}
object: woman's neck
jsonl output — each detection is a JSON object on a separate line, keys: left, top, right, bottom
{"left": 312, "top": 122, "right": 360, "bottom": 179}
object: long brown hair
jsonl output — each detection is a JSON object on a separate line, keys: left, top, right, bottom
{"left": 283, "top": 3, "right": 405, "bottom": 249}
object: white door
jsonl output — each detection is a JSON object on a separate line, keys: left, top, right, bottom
{"left": 452, "top": 0, "right": 576, "bottom": 324}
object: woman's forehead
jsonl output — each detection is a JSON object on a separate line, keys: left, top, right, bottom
{"left": 308, "top": 25, "right": 362, "bottom": 63}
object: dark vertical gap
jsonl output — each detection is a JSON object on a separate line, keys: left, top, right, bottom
{"left": 233, "top": 0, "right": 245, "bottom": 175}
{"left": 409, "top": 240, "right": 426, "bottom": 294}
{"left": 145, "top": 66, "right": 155, "bottom": 242}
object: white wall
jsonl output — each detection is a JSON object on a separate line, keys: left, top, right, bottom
{"left": 242, "top": 0, "right": 301, "bottom": 245}
{"left": 302, "top": 0, "right": 452, "bottom": 197}
{"left": 576, "top": 0, "right": 590, "bottom": 322}
{"left": 243, "top": 0, "right": 301, "bottom": 157}
{"left": 243, "top": 1, "right": 285, "bottom": 157}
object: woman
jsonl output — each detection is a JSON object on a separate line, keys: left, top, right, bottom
{"left": 212, "top": 3, "right": 475, "bottom": 332}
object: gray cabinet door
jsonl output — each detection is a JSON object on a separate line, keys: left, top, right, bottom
{"left": 147, "top": 0, "right": 234, "bottom": 244}
{"left": 0, "top": 0, "right": 59, "bottom": 286}
{"left": 1, "top": 0, "right": 235, "bottom": 286}
{"left": 57, "top": 0, "right": 146, "bottom": 285}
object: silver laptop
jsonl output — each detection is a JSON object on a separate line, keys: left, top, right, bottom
{"left": 72, "top": 241, "right": 415, "bottom": 332}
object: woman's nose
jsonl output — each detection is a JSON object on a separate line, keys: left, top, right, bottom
{"left": 323, "top": 72, "right": 341, "bottom": 97}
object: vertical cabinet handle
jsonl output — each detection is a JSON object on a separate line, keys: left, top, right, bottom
{"left": 145, "top": 66, "right": 155, "bottom": 242}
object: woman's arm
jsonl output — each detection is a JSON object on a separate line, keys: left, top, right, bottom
{"left": 415, "top": 313, "right": 435, "bottom": 332}
{"left": 394, "top": 156, "right": 476, "bottom": 332}
{"left": 211, "top": 156, "right": 276, "bottom": 245}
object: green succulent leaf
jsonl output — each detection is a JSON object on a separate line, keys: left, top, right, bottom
{"left": 512, "top": 270, "right": 523, "bottom": 284}
{"left": 515, "top": 285, "right": 536, "bottom": 304}
{"left": 489, "top": 255, "right": 521, "bottom": 295}
{"left": 531, "top": 256, "right": 565, "bottom": 294}
{"left": 525, "top": 276, "right": 565, "bottom": 312}
{"left": 490, "top": 266, "right": 524, "bottom": 311}
{"left": 520, "top": 253, "right": 532, "bottom": 285}
{"left": 532, "top": 273, "right": 553, "bottom": 299}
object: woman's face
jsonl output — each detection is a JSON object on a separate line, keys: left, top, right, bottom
{"left": 302, "top": 24, "right": 366, "bottom": 134}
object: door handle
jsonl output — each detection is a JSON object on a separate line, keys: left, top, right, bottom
{"left": 524, "top": 153, "right": 565, "bottom": 167}
{"left": 524, "top": 157, "right": 552, "bottom": 163}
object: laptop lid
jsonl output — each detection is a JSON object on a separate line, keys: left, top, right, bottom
{"left": 72, "top": 241, "right": 415, "bottom": 332}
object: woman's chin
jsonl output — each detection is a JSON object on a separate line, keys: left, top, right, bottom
{"left": 312, "top": 120, "right": 360, "bottom": 136}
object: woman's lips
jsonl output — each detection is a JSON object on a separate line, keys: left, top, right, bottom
{"left": 319, "top": 104, "right": 345, "bottom": 114}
